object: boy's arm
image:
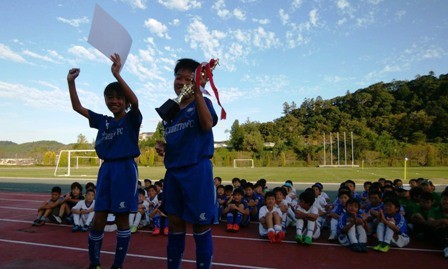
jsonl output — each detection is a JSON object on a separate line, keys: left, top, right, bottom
{"left": 67, "top": 68, "right": 89, "bottom": 118}
{"left": 110, "top": 53, "right": 139, "bottom": 112}
{"left": 193, "top": 73, "right": 214, "bottom": 132}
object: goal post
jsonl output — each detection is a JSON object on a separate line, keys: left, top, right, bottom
{"left": 233, "top": 159, "right": 254, "bottom": 168}
{"left": 54, "top": 149, "right": 100, "bottom": 177}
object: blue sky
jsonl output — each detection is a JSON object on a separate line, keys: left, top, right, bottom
{"left": 0, "top": 0, "right": 447, "bottom": 145}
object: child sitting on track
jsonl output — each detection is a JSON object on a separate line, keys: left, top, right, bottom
{"left": 129, "top": 188, "right": 149, "bottom": 233}
{"left": 224, "top": 188, "right": 249, "bottom": 232}
{"left": 51, "top": 181, "right": 84, "bottom": 224}
{"left": 337, "top": 198, "right": 369, "bottom": 252}
{"left": 328, "top": 188, "right": 352, "bottom": 240}
{"left": 258, "top": 191, "right": 285, "bottom": 243}
{"left": 32, "top": 186, "right": 64, "bottom": 226}
{"left": 373, "top": 198, "right": 410, "bottom": 252}
{"left": 72, "top": 189, "right": 95, "bottom": 232}
{"left": 294, "top": 189, "right": 320, "bottom": 245}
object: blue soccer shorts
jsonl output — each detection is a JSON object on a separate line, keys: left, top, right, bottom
{"left": 164, "top": 158, "right": 216, "bottom": 225}
{"left": 94, "top": 158, "right": 139, "bottom": 213}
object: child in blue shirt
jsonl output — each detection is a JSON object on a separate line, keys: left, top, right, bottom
{"left": 328, "top": 189, "right": 351, "bottom": 240}
{"left": 337, "top": 198, "right": 369, "bottom": 252}
{"left": 244, "top": 183, "right": 259, "bottom": 221}
{"left": 373, "top": 198, "right": 410, "bottom": 252}
{"left": 224, "top": 188, "right": 249, "bottom": 232}
{"left": 67, "top": 53, "right": 142, "bottom": 269}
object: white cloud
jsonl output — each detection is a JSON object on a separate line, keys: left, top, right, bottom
{"left": 213, "top": 0, "right": 230, "bottom": 18}
{"left": 22, "top": 50, "right": 60, "bottom": 64}
{"left": 125, "top": 0, "right": 147, "bottom": 9}
{"left": 171, "top": 19, "right": 180, "bottom": 26}
{"left": 185, "top": 18, "right": 225, "bottom": 59}
{"left": 0, "top": 44, "right": 27, "bottom": 63}
{"left": 158, "top": 0, "right": 201, "bottom": 11}
{"left": 68, "top": 45, "right": 108, "bottom": 63}
{"left": 233, "top": 8, "right": 246, "bottom": 21}
{"left": 144, "top": 18, "right": 170, "bottom": 39}
{"left": 309, "top": 9, "right": 318, "bottom": 27}
{"left": 337, "top": 0, "right": 350, "bottom": 10}
{"left": 356, "top": 11, "right": 375, "bottom": 27}
{"left": 252, "top": 18, "right": 270, "bottom": 25}
{"left": 291, "top": 0, "right": 303, "bottom": 10}
{"left": 252, "top": 27, "right": 280, "bottom": 49}
{"left": 56, "top": 16, "right": 89, "bottom": 27}
{"left": 279, "top": 9, "right": 289, "bottom": 25}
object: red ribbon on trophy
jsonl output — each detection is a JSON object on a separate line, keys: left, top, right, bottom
{"left": 195, "top": 59, "right": 227, "bottom": 120}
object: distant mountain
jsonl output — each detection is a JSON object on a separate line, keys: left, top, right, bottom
{"left": 0, "top": 140, "right": 67, "bottom": 158}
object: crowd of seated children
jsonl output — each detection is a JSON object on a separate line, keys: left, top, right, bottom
{"left": 50, "top": 181, "right": 84, "bottom": 224}
{"left": 258, "top": 191, "right": 285, "bottom": 243}
{"left": 294, "top": 188, "right": 320, "bottom": 245}
{"left": 223, "top": 188, "right": 249, "bottom": 232}
{"left": 72, "top": 188, "right": 95, "bottom": 232}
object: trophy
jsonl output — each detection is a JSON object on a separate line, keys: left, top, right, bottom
{"left": 155, "top": 83, "right": 195, "bottom": 121}
{"left": 156, "top": 59, "right": 222, "bottom": 121}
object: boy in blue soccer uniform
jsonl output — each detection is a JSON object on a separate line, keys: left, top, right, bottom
{"left": 67, "top": 53, "right": 142, "bottom": 269}
{"left": 155, "top": 58, "right": 218, "bottom": 269}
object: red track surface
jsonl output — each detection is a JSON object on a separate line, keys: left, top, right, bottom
{"left": 0, "top": 191, "right": 445, "bottom": 269}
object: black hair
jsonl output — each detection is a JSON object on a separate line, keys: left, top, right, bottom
{"left": 144, "top": 178, "right": 152, "bottom": 183}
{"left": 233, "top": 188, "right": 245, "bottom": 196}
{"left": 265, "top": 191, "right": 275, "bottom": 200}
{"left": 285, "top": 180, "right": 293, "bottom": 185}
{"left": 86, "top": 188, "right": 95, "bottom": 195}
{"left": 257, "top": 178, "right": 267, "bottom": 187}
{"left": 71, "top": 181, "right": 83, "bottom": 193}
{"left": 214, "top": 176, "right": 222, "bottom": 183}
{"left": 254, "top": 183, "right": 262, "bottom": 189}
{"left": 244, "top": 182, "right": 254, "bottom": 190}
{"left": 155, "top": 181, "right": 163, "bottom": 187}
{"left": 299, "top": 189, "right": 315, "bottom": 205}
{"left": 383, "top": 197, "right": 400, "bottom": 209}
{"left": 85, "top": 182, "right": 95, "bottom": 191}
{"left": 420, "top": 191, "right": 434, "bottom": 202}
{"left": 51, "top": 186, "right": 61, "bottom": 193}
{"left": 378, "top": 177, "right": 386, "bottom": 182}
{"left": 224, "top": 185, "right": 234, "bottom": 192}
{"left": 368, "top": 189, "right": 382, "bottom": 198}
{"left": 232, "top": 177, "right": 241, "bottom": 183}
{"left": 363, "top": 181, "right": 372, "bottom": 187}
{"left": 345, "top": 179, "right": 356, "bottom": 187}
{"left": 382, "top": 190, "right": 398, "bottom": 201}
{"left": 409, "top": 186, "right": 424, "bottom": 199}
{"left": 384, "top": 180, "right": 393, "bottom": 186}
{"left": 174, "top": 58, "right": 200, "bottom": 75}
{"left": 138, "top": 188, "right": 146, "bottom": 196}
{"left": 338, "top": 189, "right": 352, "bottom": 198}
{"left": 346, "top": 198, "right": 360, "bottom": 208}
{"left": 217, "top": 184, "right": 225, "bottom": 190}
{"left": 147, "top": 185, "right": 157, "bottom": 192}
{"left": 273, "top": 186, "right": 287, "bottom": 197}
{"left": 441, "top": 190, "right": 448, "bottom": 198}
{"left": 393, "top": 179, "right": 402, "bottom": 186}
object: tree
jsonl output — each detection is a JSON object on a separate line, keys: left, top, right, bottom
{"left": 229, "top": 120, "right": 244, "bottom": 150}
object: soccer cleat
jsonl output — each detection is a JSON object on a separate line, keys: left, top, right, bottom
{"left": 49, "top": 215, "right": 62, "bottom": 224}
{"left": 232, "top": 224, "right": 240, "bottom": 231}
{"left": 295, "top": 234, "right": 303, "bottom": 244}
{"left": 378, "top": 244, "right": 390, "bottom": 253}
{"left": 130, "top": 225, "right": 137, "bottom": 234}
{"left": 303, "top": 236, "right": 312, "bottom": 245}
{"left": 72, "top": 225, "right": 81, "bottom": 232}
{"left": 360, "top": 243, "right": 368, "bottom": 253}
{"left": 268, "top": 231, "right": 276, "bottom": 243}
{"left": 226, "top": 224, "right": 233, "bottom": 232}
{"left": 32, "top": 219, "right": 40, "bottom": 226}
{"left": 153, "top": 227, "right": 160, "bottom": 236}
{"left": 276, "top": 231, "right": 285, "bottom": 242}
{"left": 82, "top": 225, "right": 89, "bottom": 232}
{"left": 373, "top": 243, "right": 382, "bottom": 251}
{"left": 444, "top": 247, "right": 448, "bottom": 259}
{"left": 163, "top": 227, "right": 169, "bottom": 235}
{"left": 350, "top": 243, "right": 362, "bottom": 252}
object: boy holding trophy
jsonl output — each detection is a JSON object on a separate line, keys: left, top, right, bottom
{"left": 155, "top": 58, "right": 219, "bottom": 268}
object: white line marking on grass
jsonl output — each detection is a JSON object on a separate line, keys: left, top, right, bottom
{"left": 0, "top": 238, "right": 276, "bottom": 269}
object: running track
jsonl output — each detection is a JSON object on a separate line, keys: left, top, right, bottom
{"left": 0, "top": 191, "right": 446, "bottom": 269}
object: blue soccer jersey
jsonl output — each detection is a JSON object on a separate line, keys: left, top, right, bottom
{"left": 88, "top": 109, "right": 142, "bottom": 213}
{"left": 385, "top": 212, "right": 408, "bottom": 235}
{"left": 163, "top": 97, "right": 218, "bottom": 169}
{"left": 88, "top": 110, "right": 142, "bottom": 161}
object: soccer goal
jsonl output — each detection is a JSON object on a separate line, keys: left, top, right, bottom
{"left": 54, "top": 149, "right": 100, "bottom": 177}
{"left": 233, "top": 159, "right": 254, "bottom": 168}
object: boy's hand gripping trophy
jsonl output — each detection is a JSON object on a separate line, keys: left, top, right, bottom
{"left": 156, "top": 59, "right": 222, "bottom": 121}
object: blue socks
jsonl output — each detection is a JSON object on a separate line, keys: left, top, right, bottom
{"left": 167, "top": 232, "right": 186, "bottom": 269}
{"left": 113, "top": 228, "right": 131, "bottom": 268}
{"left": 194, "top": 229, "right": 213, "bottom": 268}
{"left": 88, "top": 229, "right": 104, "bottom": 266}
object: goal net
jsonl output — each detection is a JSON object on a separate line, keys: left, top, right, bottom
{"left": 54, "top": 149, "right": 100, "bottom": 177}
{"left": 233, "top": 159, "right": 254, "bottom": 168}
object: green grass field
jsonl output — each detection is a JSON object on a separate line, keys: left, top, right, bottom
{"left": 0, "top": 166, "right": 447, "bottom": 184}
